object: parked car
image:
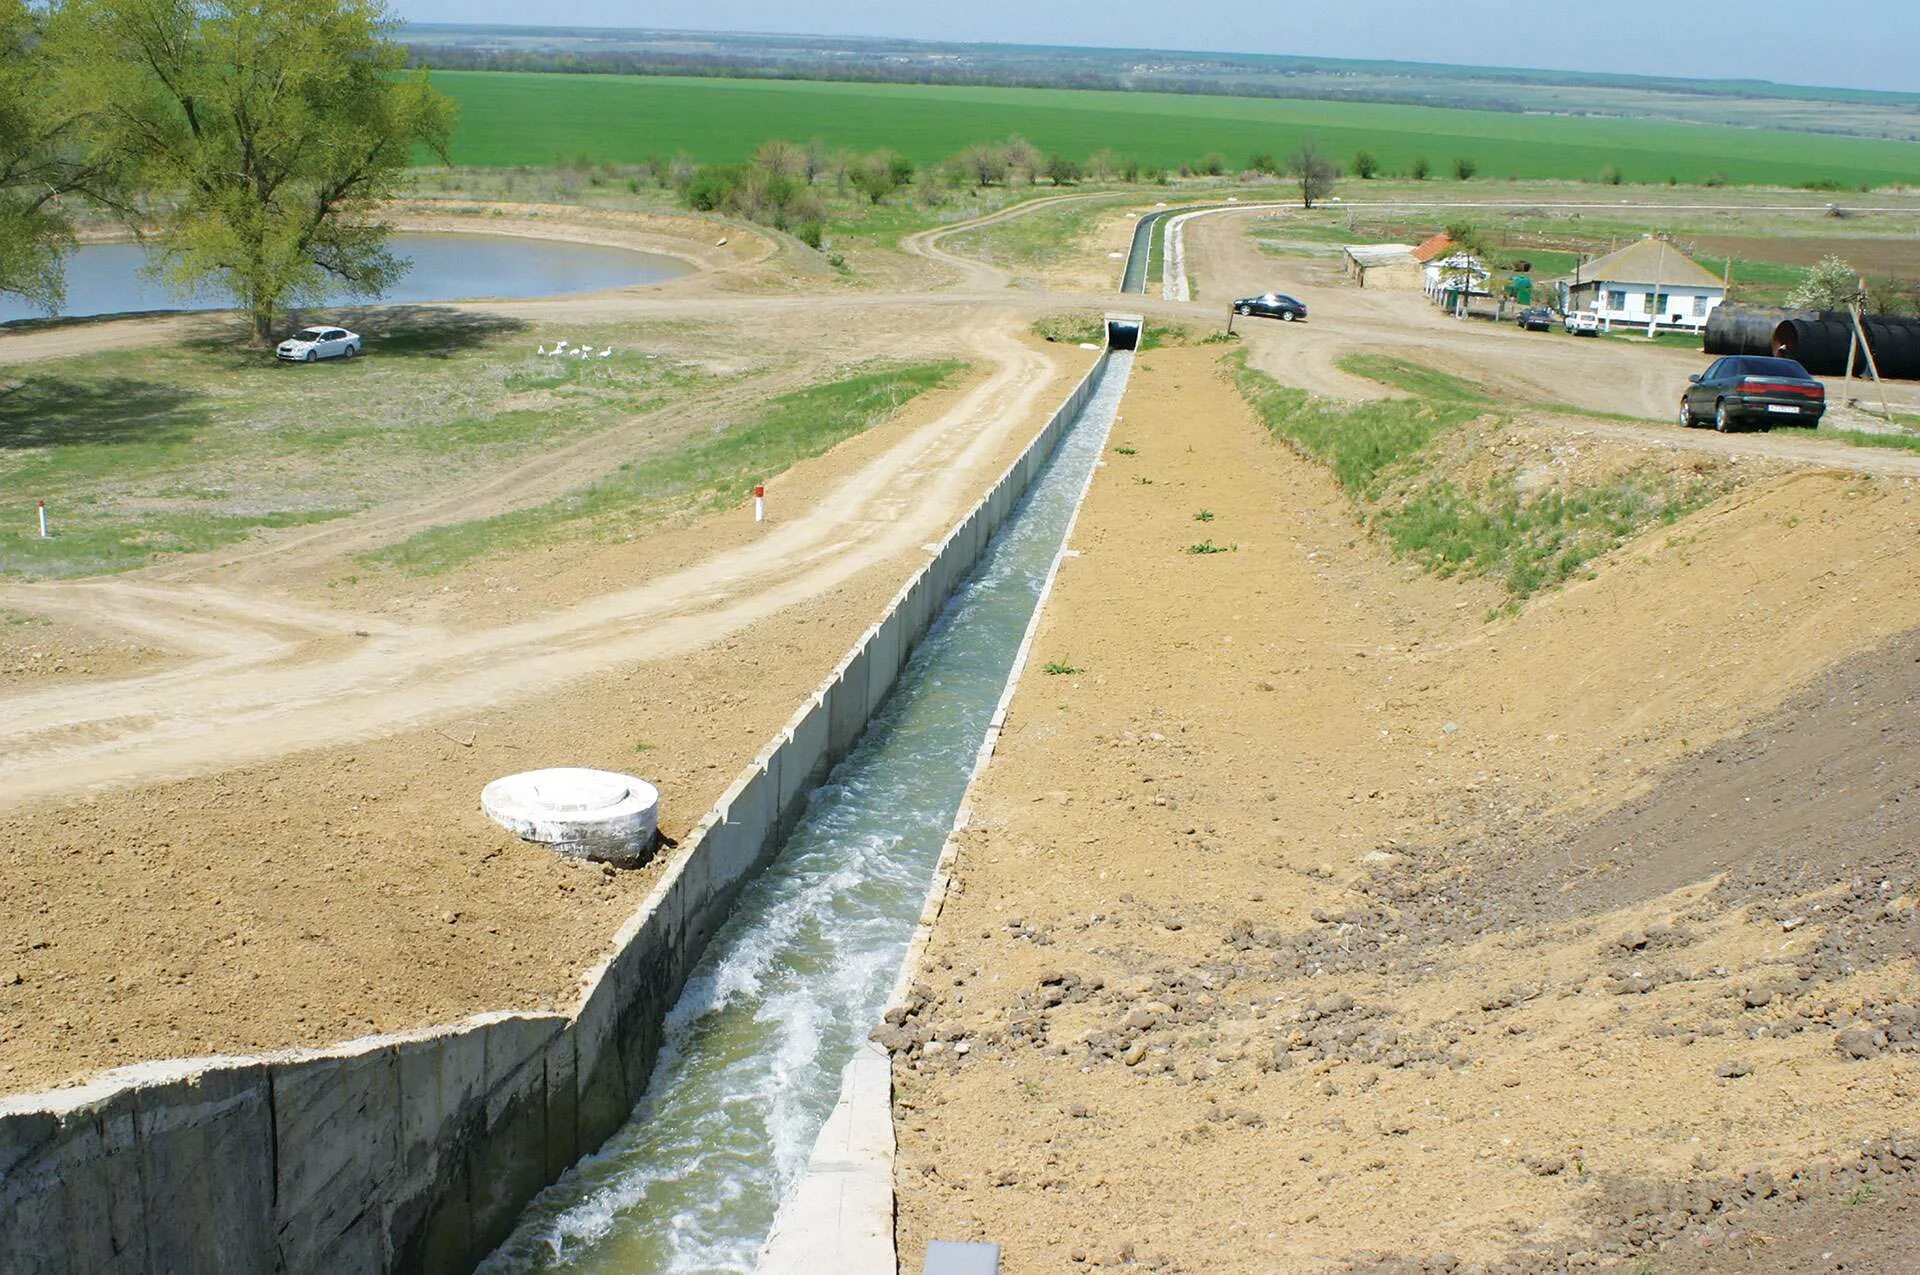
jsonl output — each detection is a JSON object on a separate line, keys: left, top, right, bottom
{"left": 1564, "top": 311, "right": 1602, "bottom": 337}
{"left": 1680, "top": 355, "right": 1826, "bottom": 432}
{"left": 1517, "top": 306, "right": 1555, "bottom": 332}
{"left": 1232, "top": 293, "right": 1309, "bottom": 322}
{"left": 276, "top": 326, "right": 361, "bottom": 362}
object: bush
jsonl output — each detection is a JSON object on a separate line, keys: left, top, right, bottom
{"left": 1601, "top": 165, "right": 1623, "bottom": 186}
{"left": 681, "top": 164, "right": 745, "bottom": 211}
{"left": 1453, "top": 157, "right": 1478, "bottom": 181}
{"left": 1352, "top": 150, "right": 1379, "bottom": 179}
{"left": 1410, "top": 156, "right": 1431, "bottom": 181}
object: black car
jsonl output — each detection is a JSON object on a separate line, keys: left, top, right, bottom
{"left": 1232, "top": 292, "right": 1308, "bottom": 322}
{"left": 1517, "top": 306, "right": 1555, "bottom": 332}
{"left": 1680, "top": 356, "right": 1826, "bottom": 432}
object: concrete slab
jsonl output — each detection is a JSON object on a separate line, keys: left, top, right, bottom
{"left": 757, "top": 1042, "right": 896, "bottom": 1275}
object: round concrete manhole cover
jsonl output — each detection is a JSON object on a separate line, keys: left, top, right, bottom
{"left": 481, "top": 767, "right": 660, "bottom": 868}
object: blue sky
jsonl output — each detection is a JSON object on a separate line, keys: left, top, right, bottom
{"left": 393, "top": 0, "right": 1920, "bottom": 94}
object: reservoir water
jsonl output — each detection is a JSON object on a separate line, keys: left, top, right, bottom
{"left": 477, "top": 350, "right": 1134, "bottom": 1274}
{"left": 0, "top": 233, "right": 690, "bottom": 324}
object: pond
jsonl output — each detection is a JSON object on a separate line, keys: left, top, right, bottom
{"left": 0, "top": 232, "right": 692, "bottom": 324}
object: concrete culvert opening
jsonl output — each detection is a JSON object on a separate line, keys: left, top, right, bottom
{"left": 1105, "top": 313, "right": 1144, "bottom": 351}
{"left": 481, "top": 767, "right": 661, "bottom": 868}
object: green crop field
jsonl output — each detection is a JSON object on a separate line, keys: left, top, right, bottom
{"left": 425, "top": 71, "right": 1920, "bottom": 189}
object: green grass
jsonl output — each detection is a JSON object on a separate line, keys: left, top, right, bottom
{"left": 0, "top": 317, "right": 717, "bottom": 579}
{"left": 1375, "top": 469, "right": 1718, "bottom": 598}
{"left": 365, "top": 359, "right": 965, "bottom": 574}
{"left": 1041, "top": 659, "right": 1084, "bottom": 676}
{"left": 1229, "top": 350, "right": 1481, "bottom": 495}
{"left": 1336, "top": 354, "right": 1493, "bottom": 403}
{"left": 0, "top": 509, "right": 348, "bottom": 579}
{"left": 426, "top": 71, "right": 1920, "bottom": 189}
{"left": 1774, "top": 425, "right": 1920, "bottom": 453}
{"left": 1231, "top": 351, "right": 1731, "bottom": 603}
{"left": 1031, "top": 314, "right": 1210, "bottom": 351}
{"left": 945, "top": 196, "right": 1116, "bottom": 269}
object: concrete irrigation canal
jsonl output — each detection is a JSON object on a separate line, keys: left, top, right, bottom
{"left": 476, "top": 345, "right": 1136, "bottom": 1273}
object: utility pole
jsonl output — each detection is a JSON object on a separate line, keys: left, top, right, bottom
{"left": 1849, "top": 289, "right": 1893, "bottom": 424}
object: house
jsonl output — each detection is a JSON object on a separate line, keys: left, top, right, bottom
{"left": 1341, "top": 243, "right": 1423, "bottom": 290}
{"left": 1564, "top": 237, "right": 1726, "bottom": 331}
{"left": 1412, "top": 233, "right": 1490, "bottom": 305}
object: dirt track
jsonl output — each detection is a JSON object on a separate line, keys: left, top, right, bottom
{"left": 0, "top": 316, "right": 1065, "bottom": 807}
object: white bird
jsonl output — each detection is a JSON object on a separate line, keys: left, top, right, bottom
{"left": 577, "top": 345, "right": 594, "bottom": 357}
{"left": 537, "top": 344, "right": 547, "bottom": 356}
{"left": 552, "top": 340, "right": 570, "bottom": 354}
{"left": 598, "top": 347, "right": 613, "bottom": 359}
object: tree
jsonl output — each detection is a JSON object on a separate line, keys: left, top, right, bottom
{"left": 1410, "top": 155, "right": 1431, "bottom": 181}
{"left": 1601, "top": 165, "right": 1623, "bottom": 186}
{"left": 1085, "top": 149, "right": 1116, "bottom": 181}
{"left": 1002, "top": 134, "right": 1040, "bottom": 185}
{"left": 0, "top": 0, "right": 108, "bottom": 310}
{"left": 1043, "top": 154, "right": 1082, "bottom": 186}
{"left": 1785, "top": 255, "right": 1860, "bottom": 310}
{"left": 751, "top": 139, "right": 806, "bottom": 182}
{"left": 1121, "top": 156, "right": 1141, "bottom": 183}
{"left": 849, "top": 150, "right": 912, "bottom": 204}
{"left": 1247, "top": 152, "right": 1279, "bottom": 176}
{"left": 1453, "top": 156, "right": 1478, "bottom": 181}
{"left": 1352, "top": 150, "right": 1379, "bottom": 180}
{"left": 956, "top": 142, "right": 1009, "bottom": 188}
{"left": 50, "top": 0, "right": 454, "bottom": 344}
{"left": 1199, "top": 151, "right": 1227, "bottom": 177}
{"left": 1287, "top": 140, "right": 1337, "bottom": 209}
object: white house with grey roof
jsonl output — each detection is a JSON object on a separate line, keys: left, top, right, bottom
{"left": 1564, "top": 237, "right": 1727, "bottom": 332}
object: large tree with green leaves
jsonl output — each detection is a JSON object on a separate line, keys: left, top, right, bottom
{"left": 0, "top": 0, "right": 106, "bottom": 311}
{"left": 49, "top": 0, "right": 454, "bottom": 342}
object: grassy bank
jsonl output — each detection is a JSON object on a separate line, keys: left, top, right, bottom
{"left": 1229, "top": 351, "right": 1732, "bottom": 603}
{"left": 365, "top": 359, "right": 965, "bottom": 575}
{"left": 0, "top": 315, "right": 716, "bottom": 579}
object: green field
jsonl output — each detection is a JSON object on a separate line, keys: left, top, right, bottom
{"left": 426, "top": 71, "right": 1920, "bottom": 188}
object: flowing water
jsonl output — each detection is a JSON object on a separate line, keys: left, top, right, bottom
{"left": 0, "top": 233, "right": 690, "bottom": 324}
{"left": 478, "top": 350, "right": 1134, "bottom": 1275}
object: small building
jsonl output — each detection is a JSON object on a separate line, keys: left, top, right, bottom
{"left": 1412, "top": 233, "right": 1490, "bottom": 307}
{"left": 1341, "top": 243, "right": 1423, "bottom": 290}
{"left": 1565, "top": 237, "right": 1726, "bottom": 331}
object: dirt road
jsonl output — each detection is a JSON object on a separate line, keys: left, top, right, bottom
{"left": 0, "top": 318, "right": 1067, "bottom": 809}
{"left": 1177, "top": 207, "right": 1920, "bottom": 422}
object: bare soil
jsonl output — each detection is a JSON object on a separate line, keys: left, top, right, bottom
{"left": 888, "top": 344, "right": 1920, "bottom": 1273}
{"left": 1693, "top": 233, "right": 1920, "bottom": 278}
{"left": 0, "top": 329, "right": 1091, "bottom": 1091}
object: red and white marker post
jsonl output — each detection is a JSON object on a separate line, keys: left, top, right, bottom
{"left": 37, "top": 500, "right": 48, "bottom": 539}
{"left": 753, "top": 484, "right": 766, "bottom": 524}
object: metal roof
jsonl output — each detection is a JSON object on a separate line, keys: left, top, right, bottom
{"left": 1574, "top": 238, "right": 1724, "bottom": 289}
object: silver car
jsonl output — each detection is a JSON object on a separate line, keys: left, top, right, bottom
{"left": 275, "top": 326, "right": 361, "bottom": 362}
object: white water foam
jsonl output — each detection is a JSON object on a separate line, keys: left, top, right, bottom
{"left": 478, "top": 352, "right": 1132, "bottom": 1275}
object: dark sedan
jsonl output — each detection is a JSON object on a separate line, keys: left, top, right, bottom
{"left": 1680, "top": 355, "right": 1826, "bottom": 432}
{"left": 1517, "top": 306, "right": 1555, "bottom": 332}
{"left": 1232, "top": 292, "right": 1308, "bottom": 322}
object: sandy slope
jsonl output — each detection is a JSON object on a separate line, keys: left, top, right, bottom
{"left": 890, "top": 345, "right": 1920, "bottom": 1272}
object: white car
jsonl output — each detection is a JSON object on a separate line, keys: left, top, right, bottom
{"left": 1564, "top": 312, "right": 1602, "bottom": 337}
{"left": 275, "top": 326, "right": 361, "bottom": 362}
